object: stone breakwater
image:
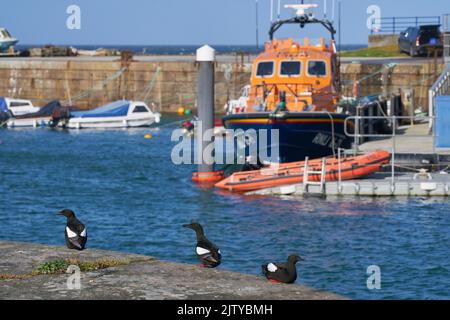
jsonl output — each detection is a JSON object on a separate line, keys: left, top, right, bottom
{"left": 0, "top": 241, "right": 344, "bottom": 300}
{"left": 0, "top": 55, "right": 444, "bottom": 113}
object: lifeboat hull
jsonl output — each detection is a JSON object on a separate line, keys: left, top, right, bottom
{"left": 215, "top": 150, "right": 391, "bottom": 192}
{"left": 222, "top": 112, "right": 354, "bottom": 163}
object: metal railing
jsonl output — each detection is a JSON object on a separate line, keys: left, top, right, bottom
{"left": 343, "top": 115, "right": 436, "bottom": 187}
{"left": 444, "top": 32, "right": 450, "bottom": 62}
{"left": 371, "top": 16, "right": 441, "bottom": 34}
{"left": 444, "top": 14, "right": 450, "bottom": 32}
{"left": 429, "top": 64, "right": 450, "bottom": 129}
{"left": 444, "top": 14, "right": 450, "bottom": 62}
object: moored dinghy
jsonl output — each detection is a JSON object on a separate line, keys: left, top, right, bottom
{"left": 65, "top": 100, "right": 161, "bottom": 129}
{"left": 0, "top": 97, "right": 40, "bottom": 116}
{"left": 6, "top": 100, "right": 70, "bottom": 128}
{"left": 215, "top": 150, "right": 391, "bottom": 192}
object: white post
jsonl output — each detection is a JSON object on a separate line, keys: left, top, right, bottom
{"left": 303, "top": 157, "right": 309, "bottom": 193}
{"left": 429, "top": 88, "right": 434, "bottom": 130}
{"left": 391, "top": 115, "right": 396, "bottom": 187}
{"left": 196, "top": 45, "right": 216, "bottom": 176}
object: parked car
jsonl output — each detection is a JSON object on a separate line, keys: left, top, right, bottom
{"left": 398, "top": 25, "right": 443, "bottom": 57}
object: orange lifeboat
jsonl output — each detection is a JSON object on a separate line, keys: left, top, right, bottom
{"left": 215, "top": 150, "right": 391, "bottom": 192}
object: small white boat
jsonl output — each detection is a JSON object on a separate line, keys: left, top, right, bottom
{"left": 65, "top": 100, "right": 161, "bottom": 129}
{"left": 6, "top": 100, "right": 68, "bottom": 128}
{"left": 0, "top": 28, "right": 18, "bottom": 53}
{"left": 0, "top": 97, "right": 40, "bottom": 116}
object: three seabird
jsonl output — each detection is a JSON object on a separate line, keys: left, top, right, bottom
{"left": 58, "top": 209, "right": 88, "bottom": 251}
{"left": 262, "top": 255, "right": 304, "bottom": 284}
{"left": 55, "top": 212, "right": 303, "bottom": 283}
{"left": 183, "top": 222, "right": 221, "bottom": 268}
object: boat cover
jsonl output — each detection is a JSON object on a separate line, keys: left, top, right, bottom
{"left": 0, "top": 97, "right": 8, "bottom": 113}
{"left": 71, "top": 100, "right": 130, "bottom": 118}
{"left": 0, "top": 97, "right": 9, "bottom": 124}
{"left": 15, "top": 100, "right": 61, "bottom": 119}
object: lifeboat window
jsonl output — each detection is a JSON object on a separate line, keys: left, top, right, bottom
{"left": 307, "top": 60, "right": 327, "bottom": 77}
{"left": 256, "top": 61, "right": 274, "bottom": 77}
{"left": 280, "top": 61, "right": 302, "bottom": 77}
{"left": 133, "top": 106, "right": 149, "bottom": 113}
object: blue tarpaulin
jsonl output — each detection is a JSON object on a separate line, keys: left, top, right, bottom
{"left": 0, "top": 97, "right": 8, "bottom": 113}
{"left": 71, "top": 100, "right": 130, "bottom": 118}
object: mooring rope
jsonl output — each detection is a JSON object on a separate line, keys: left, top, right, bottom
{"left": 63, "top": 67, "right": 128, "bottom": 104}
{"left": 141, "top": 67, "right": 162, "bottom": 103}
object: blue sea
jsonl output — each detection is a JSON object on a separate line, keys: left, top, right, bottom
{"left": 1, "top": 115, "right": 449, "bottom": 300}
{"left": 16, "top": 44, "right": 367, "bottom": 55}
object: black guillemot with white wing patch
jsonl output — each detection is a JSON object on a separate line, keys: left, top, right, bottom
{"left": 262, "top": 255, "right": 304, "bottom": 284}
{"left": 58, "top": 209, "right": 88, "bottom": 251}
{"left": 183, "top": 222, "right": 221, "bottom": 268}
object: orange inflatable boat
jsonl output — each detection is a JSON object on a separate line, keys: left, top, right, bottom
{"left": 215, "top": 150, "right": 391, "bottom": 192}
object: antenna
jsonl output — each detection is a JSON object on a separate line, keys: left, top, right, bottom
{"left": 277, "top": 0, "right": 281, "bottom": 21}
{"left": 270, "top": 0, "right": 274, "bottom": 22}
{"left": 338, "top": 0, "right": 341, "bottom": 52}
{"left": 256, "top": 0, "right": 259, "bottom": 50}
{"left": 324, "top": 0, "right": 327, "bottom": 19}
{"left": 331, "top": 0, "right": 335, "bottom": 21}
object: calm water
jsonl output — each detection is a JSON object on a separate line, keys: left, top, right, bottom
{"left": 1, "top": 115, "right": 449, "bottom": 300}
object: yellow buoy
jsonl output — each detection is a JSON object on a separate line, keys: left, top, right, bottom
{"left": 144, "top": 134, "right": 152, "bottom": 139}
{"left": 177, "top": 107, "right": 185, "bottom": 115}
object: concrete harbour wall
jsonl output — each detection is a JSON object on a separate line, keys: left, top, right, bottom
{"left": 368, "top": 35, "right": 400, "bottom": 48}
{"left": 0, "top": 57, "right": 445, "bottom": 113}
{"left": 0, "top": 57, "right": 251, "bottom": 113}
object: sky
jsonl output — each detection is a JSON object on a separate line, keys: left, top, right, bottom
{"left": 1, "top": 0, "right": 449, "bottom": 46}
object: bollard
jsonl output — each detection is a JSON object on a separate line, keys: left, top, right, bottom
{"left": 192, "top": 45, "right": 224, "bottom": 183}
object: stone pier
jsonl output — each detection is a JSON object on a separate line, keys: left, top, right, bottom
{"left": 0, "top": 241, "right": 343, "bottom": 300}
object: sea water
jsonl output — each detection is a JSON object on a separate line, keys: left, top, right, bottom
{"left": 0, "top": 115, "right": 449, "bottom": 300}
